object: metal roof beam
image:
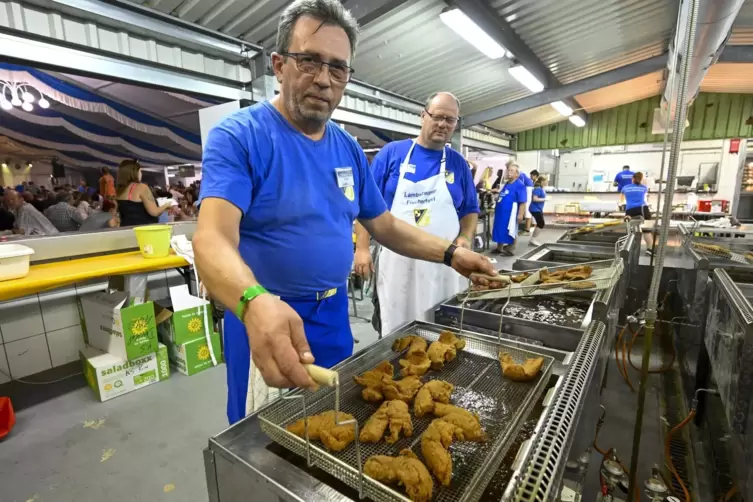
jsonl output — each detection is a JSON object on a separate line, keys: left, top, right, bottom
{"left": 463, "top": 54, "right": 669, "bottom": 126}
{"left": 343, "top": 0, "right": 409, "bottom": 28}
{"left": 20, "top": 0, "right": 259, "bottom": 61}
{"left": 451, "top": 0, "right": 586, "bottom": 125}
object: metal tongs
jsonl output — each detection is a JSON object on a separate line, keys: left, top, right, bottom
{"left": 461, "top": 274, "right": 513, "bottom": 353}
{"left": 283, "top": 364, "right": 364, "bottom": 498}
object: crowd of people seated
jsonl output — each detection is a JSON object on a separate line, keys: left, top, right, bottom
{"left": 0, "top": 160, "right": 199, "bottom": 237}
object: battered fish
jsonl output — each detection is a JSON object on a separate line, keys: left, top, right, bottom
{"left": 286, "top": 410, "right": 356, "bottom": 452}
{"left": 421, "top": 418, "right": 465, "bottom": 486}
{"left": 427, "top": 331, "right": 466, "bottom": 370}
{"left": 354, "top": 361, "right": 394, "bottom": 402}
{"left": 414, "top": 379, "right": 454, "bottom": 417}
{"left": 392, "top": 335, "right": 428, "bottom": 356}
{"left": 360, "top": 400, "right": 414, "bottom": 444}
{"left": 432, "top": 402, "right": 486, "bottom": 441}
{"left": 364, "top": 449, "right": 433, "bottom": 502}
{"left": 499, "top": 352, "right": 545, "bottom": 382}
{"left": 399, "top": 349, "right": 431, "bottom": 377}
{"left": 382, "top": 375, "right": 423, "bottom": 402}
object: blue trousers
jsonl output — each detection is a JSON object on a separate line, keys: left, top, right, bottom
{"left": 224, "top": 286, "right": 353, "bottom": 424}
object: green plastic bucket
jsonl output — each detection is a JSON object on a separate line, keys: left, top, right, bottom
{"left": 133, "top": 225, "right": 172, "bottom": 258}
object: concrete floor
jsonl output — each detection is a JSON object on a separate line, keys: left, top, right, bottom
{"left": 0, "top": 228, "right": 667, "bottom": 502}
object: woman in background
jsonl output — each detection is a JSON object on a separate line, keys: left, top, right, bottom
{"left": 621, "top": 171, "right": 654, "bottom": 254}
{"left": 528, "top": 175, "right": 548, "bottom": 247}
{"left": 115, "top": 160, "right": 171, "bottom": 227}
{"left": 75, "top": 192, "right": 95, "bottom": 220}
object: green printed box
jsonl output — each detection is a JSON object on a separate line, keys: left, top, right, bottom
{"left": 166, "top": 332, "right": 221, "bottom": 376}
{"left": 155, "top": 302, "right": 210, "bottom": 346}
{"left": 80, "top": 343, "right": 170, "bottom": 402}
{"left": 80, "top": 291, "right": 158, "bottom": 361}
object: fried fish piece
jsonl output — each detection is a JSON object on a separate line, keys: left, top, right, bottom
{"left": 360, "top": 400, "right": 414, "bottom": 444}
{"left": 421, "top": 418, "right": 465, "bottom": 486}
{"left": 432, "top": 403, "right": 486, "bottom": 441}
{"left": 354, "top": 361, "right": 394, "bottom": 402}
{"left": 510, "top": 272, "right": 530, "bottom": 283}
{"left": 392, "top": 335, "right": 428, "bottom": 356}
{"left": 414, "top": 379, "right": 454, "bottom": 417}
{"left": 399, "top": 349, "right": 431, "bottom": 377}
{"left": 499, "top": 353, "right": 545, "bottom": 382}
{"left": 382, "top": 375, "right": 423, "bottom": 403}
{"left": 564, "top": 280, "right": 597, "bottom": 290}
{"left": 427, "top": 332, "right": 466, "bottom": 370}
{"left": 564, "top": 265, "right": 593, "bottom": 281}
{"left": 364, "top": 449, "right": 433, "bottom": 502}
{"left": 286, "top": 410, "right": 356, "bottom": 452}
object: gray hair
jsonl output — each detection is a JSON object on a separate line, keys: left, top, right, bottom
{"left": 425, "top": 91, "right": 461, "bottom": 112}
{"left": 276, "top": 0, "right": 360, "bottom": 59}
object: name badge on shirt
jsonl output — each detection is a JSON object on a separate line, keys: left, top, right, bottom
{"left": 335, "top": 167, "right": 354, "bottom": 188}
{"left": 404, "top": 163, "right": 416, "bottom": 174}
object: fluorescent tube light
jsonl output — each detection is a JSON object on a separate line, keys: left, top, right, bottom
{"left": 550, "top": 101, "right": 573, "bottom": 116}
{"left": 440, "top": 8, "right": 507, "bottom": 59}
{"left": 508, "top": 64, "right": 544, "bottom": 93}
{"left": 569, "top": 115, "right": 586, "bottom": 127}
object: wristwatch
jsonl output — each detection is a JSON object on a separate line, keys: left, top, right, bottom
{"left": 235, "top": 284, "right": 268, "bottom": 320}
{"left": 443, "top": 243, "right": 458, "bottom": 267}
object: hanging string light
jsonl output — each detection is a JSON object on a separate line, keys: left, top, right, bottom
{"left": 0, "top": 80, "right": 51, "bottom": 112}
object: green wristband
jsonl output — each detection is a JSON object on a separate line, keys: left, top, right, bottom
{"left": 458, "top": 233, "right": 473, "bottom": 242}
{"left": 236, "top": 285, "right": 268, "bottom": 320}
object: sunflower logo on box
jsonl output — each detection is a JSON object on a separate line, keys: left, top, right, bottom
{"left": 187, "top": 317, "right": 203, "bottom": 333}
{"left": 197, "top": 344, "right": 211, "bottom": 361}
{"left": 130, "top": 318, "right": 149, "bottom": 336}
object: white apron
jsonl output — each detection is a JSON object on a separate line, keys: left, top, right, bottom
{"left": 377, "top": 140, "right": 465, "bottom": 336}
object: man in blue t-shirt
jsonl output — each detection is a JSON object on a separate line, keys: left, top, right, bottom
{"left": 353, "top": 91, "right": 479, "bottom": 335}
{"left": 193, "top": 0, "right": 495, "bottom": 424}
{"left": 613, "top": 165, "right": 635, "bottom": 192}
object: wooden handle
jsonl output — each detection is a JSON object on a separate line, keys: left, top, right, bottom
{"left": 304, "top": 364, "right": 338, "bottom": 387}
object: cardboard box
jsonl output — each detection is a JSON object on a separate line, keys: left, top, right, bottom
{"left": 80, "top": 291, "right": 159, "bottom": 361}
{"left": 155, "top": 291, "right": 212, "bottom": 346}
{"left": 80, "top": 344, "right": 170, "bottom": 402}
{"left": 166, "top": 331, "right": 222, "bottom": 376}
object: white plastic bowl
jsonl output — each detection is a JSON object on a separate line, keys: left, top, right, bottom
{"left": 0, "top": 244, "right": 35, "bottom": 281}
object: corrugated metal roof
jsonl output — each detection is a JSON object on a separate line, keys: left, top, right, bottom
{"left": 575, "top": 71, "right": 664, "bottom": 113}
{"left": 700, "top": 63, "right": 753, "bottom": 93}
{"left": 491, "top": 0, "right": 676, "bottom": 84}
{"left": 354, "top": 0, "right": 529, "bottom": 114}
{"left": 730, "top": 0, "right": 753, "bottom": 43}
{"left": 486, "top": 104, "right": 565, "bottom": 134}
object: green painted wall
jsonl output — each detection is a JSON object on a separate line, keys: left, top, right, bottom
{"left": 515, "top": 93, "right": 753, "bottom": 151}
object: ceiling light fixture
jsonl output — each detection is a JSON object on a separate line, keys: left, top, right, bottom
{"left": 508, "top": 64, "right": 545, "bottom": 93}
{"left": 439, "top": 8, "right": 507, "bottom": 59}
{"left": 569, "top": 115, "right": 586, "bottom": 127}
{"left": 550, "top": 100, "right": 573, "bottom": 117}
{"left": 1, "top": 80, "right": 52, "bottom": 112}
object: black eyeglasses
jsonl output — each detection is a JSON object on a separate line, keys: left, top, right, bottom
{"left": 281, "top": 52, "right": 354, "bottom": 83}
{"left": 423, "top": 109, "right": 459, "bottom": 126}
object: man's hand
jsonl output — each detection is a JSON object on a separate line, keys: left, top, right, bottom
{"left": 454, "top": 234, "right": 472, "bottom": 249}
{"left": 450, "top": 247, "right": 496, "bottom": 286}
{"left": 354, "top": 248, "right": 373, "bottom": 278}
{"left": 244, "top": 294, "right": 316, "bottom": 389}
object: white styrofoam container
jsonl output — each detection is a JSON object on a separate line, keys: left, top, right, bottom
{"left": 0, "top": 244, "right": 34, "bottom": 281}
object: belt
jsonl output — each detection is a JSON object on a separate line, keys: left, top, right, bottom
{"left": 278, "top": 287, "right": 342, "bottom": 302}
{"left": 316, "top": 288, "right": 339, "bottom": 301}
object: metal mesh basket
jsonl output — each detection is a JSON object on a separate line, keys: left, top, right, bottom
{"left": 567, "top": 219, "right": 629, "bottom": 236}
{"left": 258, "top": 321, "right": 554, "bottom": 502}
{"left": 691, "top": 242, "right": 753, "bottom": 265}
{"left": 459, "top": 259, "right": 624, "bottom": 301}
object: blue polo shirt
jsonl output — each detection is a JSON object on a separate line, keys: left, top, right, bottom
{"left": 371, "top": 139, "right": 479, "bottom": 218}
{"left": 614, "top": 170, "right": 635, "bottom": 191}
{"left": 529, "top": 186, "right": 546, "bottom": 213}
{"left": 622, "top": 183, "right": 648, "bottom": 210}
{"left": 519, "top": 172, "right": 534, "bottom": 187}
{"left": 199, "top": 101, "right": 387, "bottom": 297}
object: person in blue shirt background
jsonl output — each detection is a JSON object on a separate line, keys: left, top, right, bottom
{"left": 193, "top": 0, "right": 495, "bottom": 424}
{"left": 614, "top": 165, "right": 635, "bottom": 209}
{"left": 621, "top": 171, "right": 654, "bottom": 254}
{"left": 491, "top": 163, "right": 527, "bottom": 256}
{"left": 354, "top": 91, "right": 479, "bottom": 335}
{"left": 528, "top": 174, "right": 548, "bottom": 247}
{"left": 519, "top": 169, "right": 535, "bottom": 234}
